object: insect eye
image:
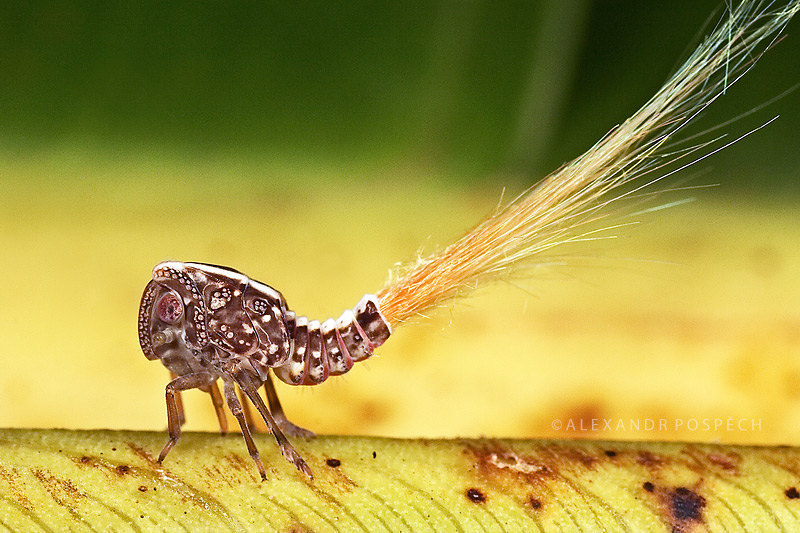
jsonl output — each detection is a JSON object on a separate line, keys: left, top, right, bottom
{"left": 157, "top": 293, "right": 184, "bottom": 323}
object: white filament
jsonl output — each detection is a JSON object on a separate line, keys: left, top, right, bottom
{"left": 377, "top": 1, "right": 799, "bottom": 326}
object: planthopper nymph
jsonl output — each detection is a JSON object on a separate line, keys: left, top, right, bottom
{"left": 138, "top": 261, "right": 390, "bottom": 479}
{"left": 138, "top": 1, "right": 800, "bottom": 479}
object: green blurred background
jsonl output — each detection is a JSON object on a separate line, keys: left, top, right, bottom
{"left": 1, "top": 1, "right": 798, "bottom": 445}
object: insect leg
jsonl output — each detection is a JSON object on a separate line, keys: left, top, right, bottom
{"left": 158, "top": 372, "right": 216, "bottom": 464}
{"left": 222, "top": 377, "right": 267, "bottom": 480}
{"left": 264, "top": 372, "right": 315, "bottom": 438}
{"left": 238, "top": 381, "right": 313, "bottom": 478}
{"left": 237, "top": 386, "right": 262, "bottom": 432}
{"left": 169, "top": 371, "right": 186, "bottom": 427}
{"left": 200, "top": 380, "right": 228, "bottom": 434}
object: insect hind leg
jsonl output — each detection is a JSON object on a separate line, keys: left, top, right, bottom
{"left": 242, "top": 382, "right": 313, "bottom": 478}
{"left": 264, "top": 373, "right": 315, "bottom": 438}
{"left": 223, "top": 359, "right": 313, "bottom": 478}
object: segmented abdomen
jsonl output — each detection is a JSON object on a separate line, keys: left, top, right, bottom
{"left": 272, "top": 294, "right": 391, "bottom": 386}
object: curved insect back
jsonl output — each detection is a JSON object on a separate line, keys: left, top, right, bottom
{"left": 243, "top": 279, "right": 293, "bottom": 368}
{"left": 141, "top": 262, "right": 294, "bottom": 368}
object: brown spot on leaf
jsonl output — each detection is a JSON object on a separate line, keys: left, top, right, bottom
{"left": 138, "top": 485, "right": 148, "bottom": 492}
{"left": 116, "top": 465, "right": 131, "bottom": 475}
{"left": 491, "top": 451, "right": 550, "bottom": 475}
{"left": 528, "top": 496, "right": 542, "bottom": 510}
{"left": 469, "top": 445, "right": 555, "bottom": 489}
{"left": 558, "top": 446, "right": 598, "bottom": 469}
{"left": 669, "top": 487, "right": 706, "bottom": 524}
{"left": 466, "top": 488, "right": 486, "bottom": 503}
{"left": 646, "top": 482, "right": 707, "bottom": 531}
{"left": 79, "top": 456, "right": 91, "bottom": 464}
{"left": 604, "top": 450, "right": 617, "bottom": 457}
{"left": 468, "top": 444, "right": 559, "bottom": 520}
{"left": 224, "top": 453, "right": 251, "bottom": 472}
{"left": 32, "top": 470, "right": 85, "bottom": 521}
{"left": 0, "top": 466, "right": 32, "bottom": 510}
{"left": 128, "top": 442, "right": 161, "bottom": 468}
{"left": 284, "top": 525, "right": 314, "bottom": 533}
{"left": 785, "top": 487, "right": 800, "bottom": 499}
{"left": 637, "top": 451, "right": 664, "bottom": 469}
{"left": 707, "top": 452, "right": 741, "bottom": 475}
{"left": 313, "top": 456, "right": 357, "bottom": 494}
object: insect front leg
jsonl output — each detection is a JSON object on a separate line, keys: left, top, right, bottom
{"left": 168, "top": 371, "right": 186, "bottom": 427}
{"left": 221, "top": 377, "right": 267, "bottom": 480}
{"left": 200, "top": 380, "right": 228, "bottom": 434}
{"left": 264, "top": 372, "right": 314, "bottom": 438}
{"left": 158, "top": 372, "right": 217, "bottom": 464}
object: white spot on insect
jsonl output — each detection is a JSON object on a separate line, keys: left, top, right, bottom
{"left": 226, "top": 332, "right": 234, "bottom": 339}
{"left": 210, "top": 297, "right": 227, "bottom": 310}
{"left": 242, "top": 323, "right": 254, "bottom": 334}
{"left": 312, "top": 351, "right": 321, "bottom": 360}
{"left": 268, "top": 343, "right": 279, "bottom": 354}
{"left": 330, "top": 347, "right": 340, "bottom": 355}
{"left": 297, "top": 346, "right": 306, "bottom": 356}
{"left": 220, "top": 324, "right": 228, "bottom": 331}
{"left": 262, "top": 314, "right": 271, "bottom": 322}
{"left": 238, "top": 339, "right": 246, "bottom": 345}
{"left": 233, "top": 289, "right": 241, "bottom": 297}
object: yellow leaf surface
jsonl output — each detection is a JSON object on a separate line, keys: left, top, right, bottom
{"left": 3, "top": 429, "right": 800, "bottom": 531}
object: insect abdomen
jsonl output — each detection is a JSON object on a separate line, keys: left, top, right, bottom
{"left": 273, "top": 295, "right": 391, "bottom": 386}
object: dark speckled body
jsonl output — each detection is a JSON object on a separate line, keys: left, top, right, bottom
{"left": 137, "top": 260, "right": 391, "bottom": 478}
